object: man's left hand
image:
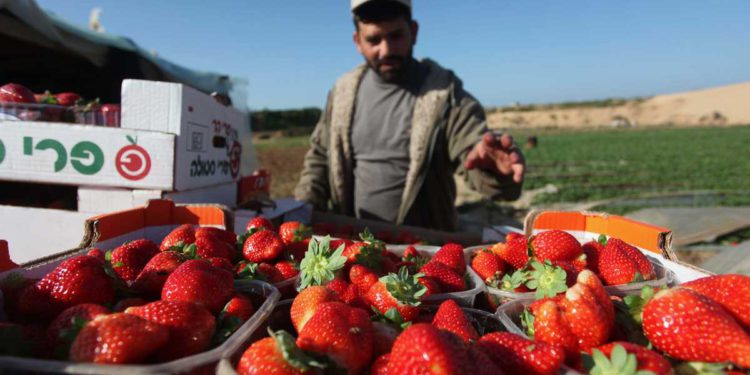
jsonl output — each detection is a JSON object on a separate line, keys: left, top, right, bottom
{"left": 465, "top": 132, "right": 525, "bottom": 184}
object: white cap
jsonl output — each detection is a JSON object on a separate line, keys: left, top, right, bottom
{"left": 351, "top": 0, "right": 412, "bottom": 12}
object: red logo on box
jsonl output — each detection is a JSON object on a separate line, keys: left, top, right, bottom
{"left": 116, "top": 136, "right": 152, "bottom": 181}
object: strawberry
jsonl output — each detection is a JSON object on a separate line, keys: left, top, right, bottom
{"left": 349, "top": 264, "right": 379, "bottom": 296}
{"left": 0, "top": 83, "right": 35, "bottom": 103}
{"left": 245, "top": 216, "right": 275, "bottom": 232}
{"left": 471, "top": 248, "right": 507, "bottom": 284}
{"left": 69, "top": 313, "right": 169, "bottom": 364}
{"left": 558, "top": 274, "right": 614, "bottom": 352}
{"left": 476, "top": 331, "right": 565, "bottom": 375}
{"left": 47, "top": 303, "right": 110, "bottom": 354}
{"left": 402, "top": 245, "right": 420, "bottom": 260}
{"left": 296, "top": 302, "right": 373, "bottom": 373}
{"left": 642, "top": 287, "right": 750, "bottom": 367}
{"left": 54, "top": 92, "right": 82, "bottom": 106}
{"left": 529, "top": 298, "right": 580, "bottom": 367}
{"left": 159, "top": 224, "right": 195, "bottom": 251}
{"left": 370, "top": 353, "right": 390, "bottom": 375}
{"left": 108, "top": 239, "right": 159, "bottom": 282}
{"left": 279, "top": 221, "right": 312, "bottom": 245}
{"left": 222, "top": 293, "right": 255, "bottom": 322}
{"left": 588, "top": 342, "right": 672, "bottom": 375}
{"left": 365, "top": 268, "right": 427, "bottom": 322}
{"left": 132, "top": 251, "right": 187, "bottom": 297}
{"left": 275, "top": 260, "right": 300, "bottom": 280}
{"left": 193, "top": 234, "right": 235, "bottom": 261}
{"left": 495, "top": 235, "right": 530, "bottom": 269}
{"left": 419, "top": 260, "right": 466, "bottom": 292}
{"left": 195, "top": 226, "right": 236, "bottom": 246}
{"left": 417, "top": 275, "right": 442, "bottom": 297}
{"left": 86, "top": 248, "right": 105, "bottom": 261}
{"left": 324, "top": 278, "right": 349, "bottom": 299}
{"left": 530, "top": 230, "right": 583, "bottom": 263}
{"left": 432, "top": 243, "right": 466, "bottom": 274}
{"left": 206, "top": 256, "right": 234, "bottom": 271}
{"left": 386, "top": 323, "right": 471, "bottom": 374}
{"left": 681, "top": 274, "right": 750, "bottom": 331}
{"left": 243, "top": 229, "right": 284, "bottom": 263}
{"left": 126, "top": 300, "right": 216, "bottom": 361}
{"left": 259, "top": 262, "right": 285, "bottom": 283}
{"left": 236, "top": 331, "right": 319, "bottom": 375}
{"left": 290, "top": 286, "right": 339, "bottom": 333}
{"left": 343, "top": 238, "right": 384, "bottom": 270}
{"left": 597, "top": 238, "right": 655, "bottom": 286}
{"left": 18, "top": 255, "right": 115, "bottom": 320}
{"left": 161, "top": 259, "right": 234, "bottom": 314}
{"left": 285, "top": 238, "right": 310, "bottom": 263}
{"left": 298, "top": 236, "right": 347, "bottom": 290}
{"left": 431, "top": 299, "right": 478, "bottom": 343}
{"left": 582, "top": 235, "right": 606, "bottom": 274}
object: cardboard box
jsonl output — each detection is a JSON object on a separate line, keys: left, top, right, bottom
{"left": 524, "top": 210, "right": 711, "bottom": 283}
{"left": 0, "top": 79, "right": 255, "bottom": 191}
{"left": 77, "top": 181, "right": 239, "bottom": 213}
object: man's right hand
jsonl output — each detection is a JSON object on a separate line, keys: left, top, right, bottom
{"left": 465, "top": 131, "right": 525, "bottom": 184}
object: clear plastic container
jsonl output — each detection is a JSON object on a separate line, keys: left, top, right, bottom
{"left": 72, "top": 105, "right": 120, "bottom": 127}
{"left": 0, "top": 280, "right": 280, "bottom": 374}
{"left": 215, "top": 299, "right": 507, "bottom": 375}
{"left": 0, "top": 102, "right": 69, "bottom": 122}
{"left": 465, "top": 245, "right": 675, "bottom": 308}
{"left": 386, "top": 245, "right": 486, "bottom": 307}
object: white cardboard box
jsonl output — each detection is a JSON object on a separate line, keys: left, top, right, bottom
{"left": 77, "top": 181, "right": 239, "bottom": 213}
{"left": 0, "top": 79, "right": 254, "bottom": 191}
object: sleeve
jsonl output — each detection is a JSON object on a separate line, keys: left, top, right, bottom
{"left": 446, "top": 83, "right": 523, "bottom": 201}
{"left": 293, "top": 90, "right": 333, "bottom": 209}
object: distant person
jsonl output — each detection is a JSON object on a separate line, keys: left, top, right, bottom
{"left": 526, "top": 136, "right": 538, "bottom": 149}
{"left": 294, "top": 0, "right": 525, "bottom": 231}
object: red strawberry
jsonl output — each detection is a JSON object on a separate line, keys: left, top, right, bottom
{"left": 126, "top": 300, "right": 216, "bottom": 361}
{"left": 432, "top": 243, "right": 466, "bottom": 274}
{"left": 54, "top": 92, "right": 81, "bottom": 106}
{"left": 47, "top": 304, "right": 110, "bottom": 351}
{"left": 159, "top": 224, "right": 195, "bottom": 251}
{"left": 590, "top": 342, "right": 672, "bottom": 375}
{"left": 642, "top": 287, "right": 750, "bottom": 367}
{"left": 608, "top": 238, "right": 655, "bottom": 279}
{"left": 342, "top": 229, "right": 386, "bottom": 270}
{"left": 582, "top": 238, "right": 605, "bottom": 273}
{"left": 558, "top": 276, "right": 613, "bottom": 352}
{"left": 290, "top": 286, "right": 339, "bottom": 333}
{"left": 417, "top": 275, "right": 442, "bottom": 297}
{"left": 597, "top": 238, "right": 655, "bottom": 286}
{"left": 285, "top": 238, "right": 310, "bottom": 263}
{"left": 279, "top": 221, "right": 312, "bottom": 245}
{"left": 18, "top": 255, "right": 115, "bottom": 320}
{"left": 206, "top": 256, "right": 234, "bottom": 271}
{"left": 275, "top": 260, "right": 299, "bottom": 281}
{"left": 195, "top": 226, "right": 236, "bottom": 246}
{"left": 236, "top": 331, "right": 316, "bottom": 375}
{"left": 194, "top": 234, "right": 234, "bottom": 261}
{"left": 530, "top": 298, "right": 580, "bottom": 367}
{"left": 386, "top": 323, "right": 471, "bottom": 374}
{"left": 132, "top": 251, "right": 187, "bottom": 297}
{"left": 223, "top": 293, "right": 255, "bottom": 322}
{"left": 86, "top": 248, "right": 105, "bottom": 261}
{"left": 245, "top": 216, "right": 275, "bottom": 232}
{"left": 69, "top": 313, "right": 169, "bottom": 364}
{"left": 471, "top": 248, "right": 506, "bottom": 284}
{"left": 365, "top": 268, "right": 427, "bottom": 322}
{"left": 530, "top": 230, "right": 583, "bottom": 262}
{"left": 161, "top": 259, "right": 234, "bottom": 314}
{"left": 682, "top": 274, "right": 750, "bottom": 330}
{"left": 402, "top": 245, "right": 420, "bottom": 260}
{"left": 476, "top": 332, "right": 565, "bottom": 375}
{"left": 243, "top": 230, "right": 284, "bottom": 263}
{"left": 324, "top": 278, "right": 349, "bottom": 299}
{"left": 0, "top": 83, "right": 35, "bottom": 103}
{"left": 495, "top": 235, "right": 529, "bottom": 269}
{"left": 419, "top": 261, "right": 466, "bottom": 292}
{"left": 259, "top": 262, "right": 285, "bottom": 283}
{"left": 349, "top": 264, "right": 379, "bottom": 296}
{"left": 370, "top": 353, "right": 390, "bottom": 375}
{"left": 109, "top": 239, "right": 159, "bottom": 282}
{"left": 296, "top": 302, "right": 373, "bottom": 373}
{"left": 431, "top": 299, "right": 478, "bottom": 343}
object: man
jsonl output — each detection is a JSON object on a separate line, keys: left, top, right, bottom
{"left": 294, "top": 0, "right": 524, "bottom": 231}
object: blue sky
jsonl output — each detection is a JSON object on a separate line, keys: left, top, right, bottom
{"left": 37, "top": 1, "right": 750, "bottom": 110}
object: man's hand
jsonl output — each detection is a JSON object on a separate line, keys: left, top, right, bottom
{"left": 465, "top": 131, "right": 525, "bottom": 184}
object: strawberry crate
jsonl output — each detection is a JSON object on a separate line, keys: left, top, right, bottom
{"left": 215, "top": 299, "right": 507, "bottom": 375}
{"left": 385, "top": 244, "right": 485, "bottom": 307}
{"left": 0, "top": 200, "right": 282, "bottom": 373}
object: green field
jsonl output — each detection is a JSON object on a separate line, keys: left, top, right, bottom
{"left": 253, "top": 126, "right": 750, "bottom": 212}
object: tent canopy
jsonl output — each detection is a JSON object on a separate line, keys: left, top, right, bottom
{"left": 0, "top": 0, "right": 247, "bottom": 109}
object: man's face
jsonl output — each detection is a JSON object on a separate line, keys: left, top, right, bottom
{"left": 353, "top": 18, "right": 418, "bottom": 83}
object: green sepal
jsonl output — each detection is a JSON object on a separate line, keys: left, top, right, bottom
{"left": 271, "top": 329, "right": 329, "bottom": 371}
{"left": 586, "top": 345, "right": 655, "bottom": 375}
{"left": 673, "top": 361, "right": 733, "bottom": 375}
{"left": 371, "top": 306, "right": 411, "bottom": 330}
{"left": 298, "top": 236, "right": 346, "bottom": 291}
{"left": 597, "top": 234, "right": 608, "bottom": 246}
{"left": 623, "top": 285, "right": 654, "bottom": 325}
{"left": 521, "top": 308, "right": 535, "bottom": 339}
{"left": 497, "top": 269, "right": 528, "bottom": 291}
{"left": 526, "top": 260, "right": 568, "bottom": 299}
{"left": 380, "top": 267, "right": 427, "bottom": 306}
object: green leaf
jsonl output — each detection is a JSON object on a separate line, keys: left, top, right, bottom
{"left": 520, "top": 309, "right": 535, "bottom": 339}
{"left": 126, "top": 135, "right": 136, "bottom": 145}
{"left": 272, "top": 329, "right": 329, "bottom": 371}
{"left": 527, "top": 260, "right": 568, "bottom": 299}
{"left": 297, "top": 236, "right": 346, "bottom": 290}
{"left": 380, "top": 267, "right": 427, "bottom": 306}
{"left": 597, "top": 234, "right": 608, "bottom": 246}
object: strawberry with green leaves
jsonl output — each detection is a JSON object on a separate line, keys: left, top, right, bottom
{"left": 296, "top": 302, "right": 373, "bottom": 374}
{"left": 275, "top": 260, "right": 300, "bottom": 281}
{"left": 597, "top": 237, "right": 655, "bottom": 286}
{"left": 298, "top": 236, "right": 347, "bottom": 290}
{"left": 471, "top": 248, "right": 507, "bottom": 285}
{"left": 159, "top": 224, "right": 195, "bottom": 251}
{"left": 126, "top": 300, "right": 216, "bottom": 361}
{"left": 558, "top": 271, "right": 614, "bottom": 352}
{"left": 243, "top": 229, "right": 285, "bottom": 263}
{"left": 108, "top": 239, "right": 159, "bottom": 283}
{"left": 419, "top": 260, "right": 466, "bottom": 292}
{"left": 47, "top": 303, "right": 110, "bottom": 357}
{"left": 431, "top": 299, "right": 478, "bottom": 343}
{"left": 195, "top": 226, "right": 236, "bottom": 247}
{"left": 365, "top": 267, "right": 427, "bottom": 322}
{"left": 476, "top": 331, "right": 565, "bottom": 375}
{"left": 586, "top": 342, "right": 672, "bottom": 375}
{"left": 342, "top": 228, "right": 386, "bottom": 270}
{"left": 291, "top": 286, "right": 340, "bottom": 333}
{"left": 494, "top": 234, "right": 529, "bottom": 270}
{"left": 525, "top": 260, "right": 568, "bottom": 299}
{"left": 69, "top": 312, "right": 169, "bottom": 364}
{"left": 642, "top": 287, "right": 750, "bottom": 367}
{"left": 236, "top": 330, "right": 324, "bottom": 375}
{"left": 349, "top": 264, "right": 379, "bottom": 296}
{"left": 432, "top": 243, "right": 466, "bottom": 274}
{"left": 161, "top": 259, "right": 234, "bottom": 314}
{"left": 132, "top": 251, "right": 187, "bottom": 297}
{"left": 681, "top": 274, "right": 750, "bottom": 331}
{"left": 582, "top": 235, "right": 606, "bottom": 274}
{"left": 245, "top": 216, "right": 275, "bottom": 232}
{"left": 386, "top": 323, "right": 472, "bottom": 374}
{"left": 530, "top": 230, "right": 583, "bottom": 263}
{"left": 214, "top": 293, "right": 256, "bottom": 345}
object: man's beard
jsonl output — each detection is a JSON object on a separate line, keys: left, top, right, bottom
{"left": 369, "top": 54, "right": 411, "bottom": 83}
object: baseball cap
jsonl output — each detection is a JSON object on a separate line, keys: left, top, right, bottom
{"left": 351, "top": 0, "right": 412, "bottom": 12}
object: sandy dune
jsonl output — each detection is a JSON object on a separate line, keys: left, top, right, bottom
{"left": 487, "top": 81, "right": 750, "bottom": 129}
